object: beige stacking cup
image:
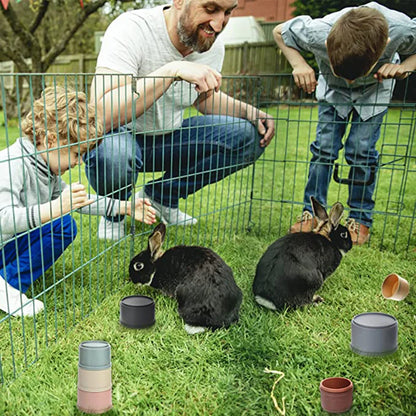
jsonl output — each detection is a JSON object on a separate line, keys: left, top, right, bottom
{"left": 78, "top": 367, "right": 112, "bottom": 393}
{"left": 381, "top": 273, "right": 410, "bottom": 301}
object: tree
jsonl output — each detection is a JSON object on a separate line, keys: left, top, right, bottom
{"left": 0, "top": 0, "right": 162, "bottom": 114}
{"left": 291, "top": 0, "right": 416, "bottom": 18}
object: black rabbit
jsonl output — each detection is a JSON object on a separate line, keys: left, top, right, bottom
{"left": 129, "top": 223, "right": 243, "bottom": 334}
{"left": 253, "top": 197, "right": 352, "bottom": 310}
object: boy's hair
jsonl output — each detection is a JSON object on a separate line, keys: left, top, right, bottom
{"left": 21, "top": 86, "right": 103, "bottom": 152}
{"left": 326, "top": 7, "right": 389, "bottom": 80}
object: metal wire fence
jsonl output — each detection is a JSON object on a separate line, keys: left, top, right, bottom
{"left": 0, "top": 72, "right": 414, "bottom": 384}
{"left": 252, "top": 74, "right": 416, "bottom": 253}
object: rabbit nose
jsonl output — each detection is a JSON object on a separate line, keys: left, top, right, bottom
{"left": 133, "top": 262, "right": 144, "bottom": 272}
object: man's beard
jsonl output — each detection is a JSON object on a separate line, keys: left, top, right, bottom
{"left": 177, "top": 16, "right": 218, "bottom": 53}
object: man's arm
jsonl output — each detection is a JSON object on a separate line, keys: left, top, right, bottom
{"left": 194, "top": 90, "right": 275, "bottom": 148}
{"left": 91, "top": 65, "right": 176, "bottom": 133}
{"left": 273, "top": 23, "right": 317, "bottom": 94}
{"left": 91, "top": 62, "right": 223, "bottom": 133}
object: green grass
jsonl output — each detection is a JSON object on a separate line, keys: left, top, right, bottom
{"left": 0, "top": 240, "right": 415, "bottom": 415}
{"left": 0, "top": 106, "right": 415, "bottom": 415}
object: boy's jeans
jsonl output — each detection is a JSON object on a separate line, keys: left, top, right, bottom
{"left": 303, "top": 105, "right": 386, "bottom": 227}
{"left": 85, "top": 115, "right": 264, "bottom": 221}
{"left": 0, "top": 215, "right": 76, "bottom": 293}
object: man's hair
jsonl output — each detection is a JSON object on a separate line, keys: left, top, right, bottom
{"left": 326, "top": 7, "right": 389, "bottom": 80}
{"left": 21, "top": 86, "right": 103, "bottom": 151}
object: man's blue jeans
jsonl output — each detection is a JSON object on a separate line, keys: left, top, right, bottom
{"left": 0, "top": 215, "right": 77, "bottom": 293}
{"left": 303, "top": 105, "right": 386, "bottom": 227}
{"left": 84, "top": 115, "right": 264, "bottom": 221}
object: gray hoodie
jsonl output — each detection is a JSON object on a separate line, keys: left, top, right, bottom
{"left": 0, "top": 137, "right": 118, "bottom": 248}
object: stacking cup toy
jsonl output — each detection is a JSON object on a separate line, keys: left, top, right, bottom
{"left": 120, "top": 295, "right": 155, "bottom": 329}
{"left": 381, "top": 273, "right": 410, "bottom": 301}
{"left": 350, "top": 312, "right": 398, "bottom": 356}
{"left": 320, "top": 377, "right": 353, "bottom": 413}
{"left": 77, "top": 340, "right": 112, "bottom": 414}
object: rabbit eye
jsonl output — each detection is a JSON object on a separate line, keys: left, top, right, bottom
{"left": 133, "top": 262, "right": 145, "bottom": 272}
{"left": 341, "top": 232, "right": 348, "bottom": 239}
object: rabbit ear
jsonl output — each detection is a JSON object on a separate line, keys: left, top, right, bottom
{"left": 310, "top": 196, "right": 329, "bottom": 234}
{"left": 310, "top": 196, "right": 328, "bottom": 222}
{"left": 148, "top": 223, "right": 166, "bottom": 260}
{"left": 328, "top": 202, "right": 344, "bottom": 229}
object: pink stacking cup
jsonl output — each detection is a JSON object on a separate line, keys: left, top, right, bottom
{"left": 77, "top": 388, "right": 112, "bottom": 414}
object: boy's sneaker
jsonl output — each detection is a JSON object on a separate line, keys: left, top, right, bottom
{"left": 0, "top": 275, "right": 44, "bottom": 317}
{"left": 289, "top": 211, "right": 317, "bottom": 233}
{"left": 98, "top": 217, "right": 126, "bottom": 240}
{"left": 135, "top": 190, "right": 197, "bottom": 226}
{"left": 346, "top": 218, "right": 370, "bottom": 245}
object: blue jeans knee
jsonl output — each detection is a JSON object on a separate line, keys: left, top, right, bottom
{"left": 84, "top": 127, "right": 142, "bottom": 201}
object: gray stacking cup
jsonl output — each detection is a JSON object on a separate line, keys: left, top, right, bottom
{"left": 78, "top": 340, "right": 111, "bottom": 371}
{"left": 351, "top": 312, "right": 398, "bottom": 356}
{"left": 120, "top": 295, "right": 155, "bottom": 329}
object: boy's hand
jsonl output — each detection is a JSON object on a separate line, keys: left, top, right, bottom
{"left": 59, "top": 183, "right": 94, "bottom": 214}
{"left": 375, "top": 63, "right": 412, "bottom": 82}
{"left": 292, "top": 63, "right": 318, "bottom": 94}
{"left": 130, "top": 198, "right": 157, "bottom": 225}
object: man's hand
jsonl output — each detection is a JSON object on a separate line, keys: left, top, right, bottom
{"left": 173, "top": 62, "right": 222, "bottom": 93}
{"left": 256, "top": 111, "right": 275, "bottom": 147}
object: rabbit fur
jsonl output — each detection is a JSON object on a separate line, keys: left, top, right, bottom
{"left": 129, "top": 223, "right": 243, "bottom": 334}
{"left": 253, "top": 196, "right": 352, "bottom": 311}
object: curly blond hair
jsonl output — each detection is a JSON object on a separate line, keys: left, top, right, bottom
{"left": 21, "top": 86, "right": 103, "bottom": 152}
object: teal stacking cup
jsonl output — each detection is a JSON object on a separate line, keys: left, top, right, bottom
{"left": 78, "top": 340, "right": 111, "bottom": 371}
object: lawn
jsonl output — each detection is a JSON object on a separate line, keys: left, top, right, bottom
{"left": 0, "top": 105, "right": 415, "bottom": 415}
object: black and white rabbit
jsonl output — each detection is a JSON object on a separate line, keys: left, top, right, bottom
{"left": 129, "top": 223, "right": 243, "bottom": 335}
{"left": 253, "top": 196, "right": 352, "bottom": 311}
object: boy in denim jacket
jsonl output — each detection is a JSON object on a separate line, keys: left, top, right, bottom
{"left": 274, "top": 2, "right": 416, "bottom": 244}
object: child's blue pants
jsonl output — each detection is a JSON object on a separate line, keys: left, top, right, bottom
{"left": 0, "top": 215, "right": 77, "bottom": 293}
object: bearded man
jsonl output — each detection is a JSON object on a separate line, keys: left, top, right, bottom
{"left": 86, "top": 0, "right": 275, "bottom": 239}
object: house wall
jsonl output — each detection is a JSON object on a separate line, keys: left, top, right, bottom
{"left": 233, "top": 0, "right": 294, "bottom": 22}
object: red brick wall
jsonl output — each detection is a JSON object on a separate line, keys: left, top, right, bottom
{"left": 233, "top": 0, "right": 295, "bottom": 22}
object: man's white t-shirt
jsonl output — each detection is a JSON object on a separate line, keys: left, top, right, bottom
{"left": 97, "top": 5, "right": 225, "bottom": 134}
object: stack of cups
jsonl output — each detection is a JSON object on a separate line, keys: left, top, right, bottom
{"left": 77, "top": 340, "right": 113, "bottom": 414}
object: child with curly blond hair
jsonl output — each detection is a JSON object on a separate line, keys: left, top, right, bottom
{"left": 0, "top": 87, "right": 155, "bottom": 317}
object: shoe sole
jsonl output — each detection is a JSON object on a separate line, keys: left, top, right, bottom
{"left": 160, "top": 214, "right": 197, "bottom": 226}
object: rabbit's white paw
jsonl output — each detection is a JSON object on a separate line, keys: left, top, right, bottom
{"left": 185, "top": 324, "right": 207, "bottom": 335}
{"left": 255, "top": 296, "right": 277, "bottom": 310}
{"left": 312, "top": 294, "right": 324, "bottom": 305}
